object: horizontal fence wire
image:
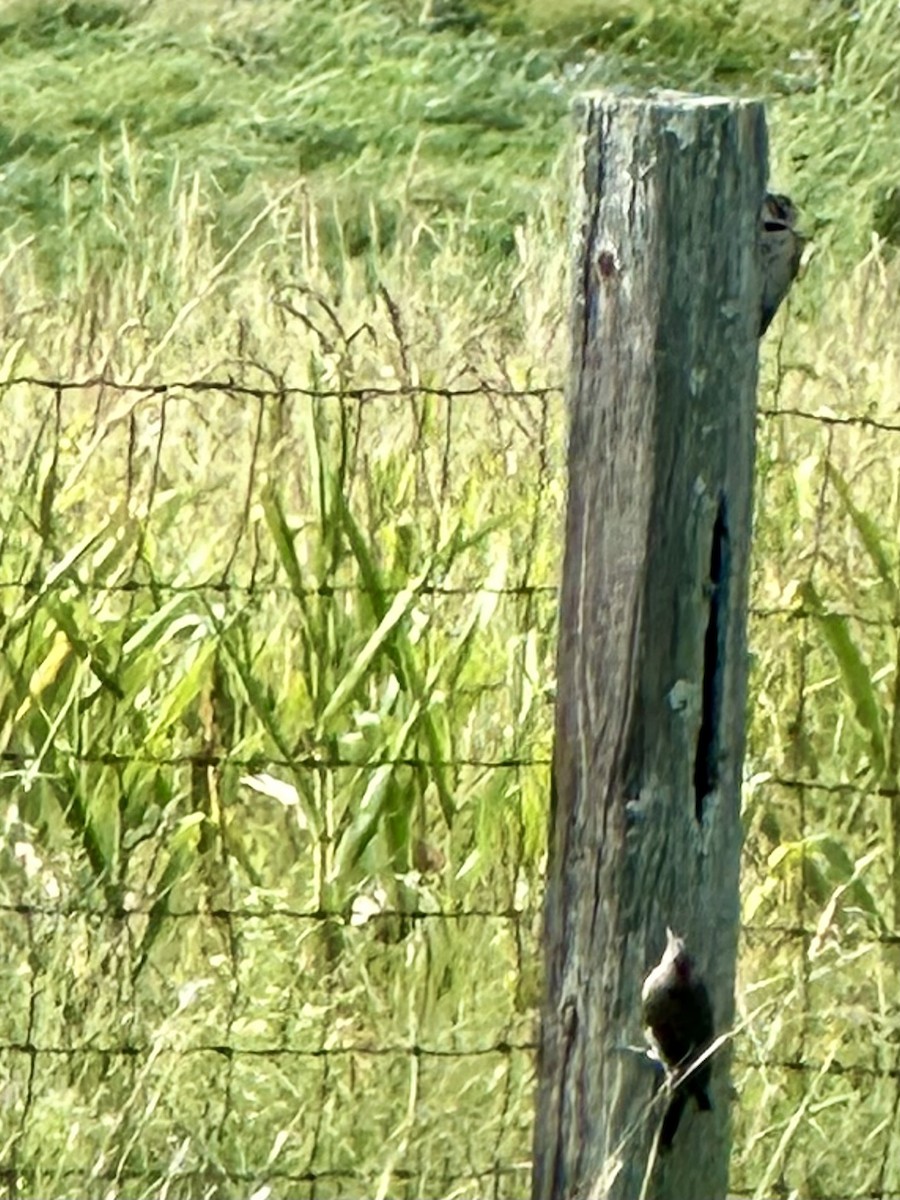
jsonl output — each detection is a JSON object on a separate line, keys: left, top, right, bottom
{"left": 0, "top": 374, "right": 564, "bottom": 400}
{"left": 0, "top": 369, "right": 896, "bottom": 1199}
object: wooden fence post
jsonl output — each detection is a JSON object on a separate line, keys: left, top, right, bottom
{"left": 531, "top": 92, "right": 767, "bottom": 1200}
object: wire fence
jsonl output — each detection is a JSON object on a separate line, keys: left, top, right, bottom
{"left": 0, "top": 363, "right": 896, "bottom": 1198}
{"left": 0, "top": 371, "right": 561, "bottom": 1200}
{"left": 730, "top": 352, "right": 900, "bottom": 1200}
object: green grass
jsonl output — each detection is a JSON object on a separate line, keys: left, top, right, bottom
{"left": 2, "top": 0, "right": 900, "bottom": 1194}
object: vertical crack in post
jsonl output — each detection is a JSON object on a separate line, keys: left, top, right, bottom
{"left": 693, "top": 495, "right": 729, "bottom": 820}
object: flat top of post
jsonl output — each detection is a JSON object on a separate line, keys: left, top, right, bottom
{"left": 575, "top": 87, "right": 761, "bottom": 114}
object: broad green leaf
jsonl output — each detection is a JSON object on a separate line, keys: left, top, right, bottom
{"left": 332, "top": 701, "right": 422, "bottom": 879}
{"left": 261, "top": 485, "right": 306, "bottom": 599}
{"left": 122, "top": 594, "right": 193, "bottom": 658}
{"left": 801, "top": 579, "right": 885, "bottom": 775}
{"left": 337, "top": 491, "right": 455, "bottom": 825}
{"left": 205, "top": 604, "right": 321, "bottom": 837}
{"left": 144, "top": 638, "right": 219, "bottom": 746}
{"left": 827, "top": 464, "right": 899, "bottom": 609}
{"left": 331, "top": 763, "right": 395, "bottom": 880}
{"left": 316, "top": 572, "right": 428, "bottom": 734}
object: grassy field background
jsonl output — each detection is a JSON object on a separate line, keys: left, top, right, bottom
{"left": 1, "top": 0, "right": 900, "bottom": 1196}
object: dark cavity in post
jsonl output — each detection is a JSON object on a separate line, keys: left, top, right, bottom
{"left": 694, "top": 494, "right": 729, "bottom": 819}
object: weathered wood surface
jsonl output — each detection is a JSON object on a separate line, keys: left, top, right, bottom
{"left": 532, "top": 92, "right": 767, "bottom": 1200}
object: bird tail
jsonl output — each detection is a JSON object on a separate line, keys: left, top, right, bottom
{"left": 660, "top": 1080, "right": 713, "bottom": 1150}
{"left": 659, "top": 1092, "right": 687, "bottom": 1152}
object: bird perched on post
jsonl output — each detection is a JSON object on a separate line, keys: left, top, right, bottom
{"left": 759, "top": 192, "right": 804, "bottom": 336}
{"left": 641, "top": 928, "right": 715, "bottom": 1150}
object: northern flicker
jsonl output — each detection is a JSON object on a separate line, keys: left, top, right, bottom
{"left": 641, "top": 928, "right": 715, "bottom": 1150}
{"left": 759, "top": 192, "right": 804, "bottom": 336}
